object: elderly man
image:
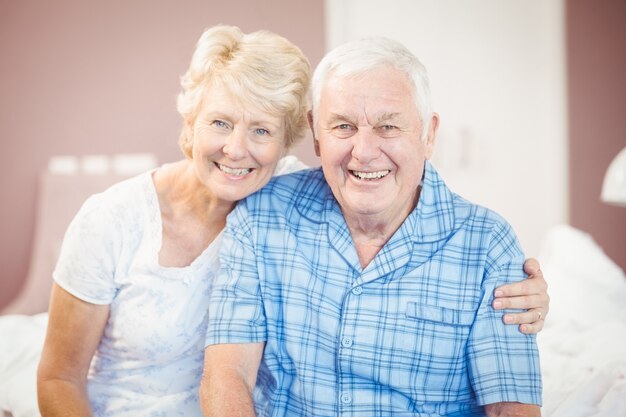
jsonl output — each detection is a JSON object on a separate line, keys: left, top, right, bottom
{"left": 201, "top": 37, "right": 543, "bottom": 416}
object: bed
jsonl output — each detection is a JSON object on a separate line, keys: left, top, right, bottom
{"left": 538, "top": 225, "right": 626, "bottom": 416}
{"left": 1, "top": 159, "right": 625, "bottom": 416}
{"left": 3, "top": 229, "right": 624, "bottom": 417}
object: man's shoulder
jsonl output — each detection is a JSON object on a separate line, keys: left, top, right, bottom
{"left": 450, "top": 194, "right": 523, "bottom": 263}
{"left": 452, "top": 194, "right": 509, "bottom": 227}
{"left": 267, "top": 166, "right": 324, "bottom": 191}
{"left": 450, "top": 193, "right": 517, "bottom": 241}
{"left": 243, "top": 167, "right": 328, "bottom": 215}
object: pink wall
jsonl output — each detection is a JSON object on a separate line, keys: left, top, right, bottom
{"left": 567, "top": 0, "right": 626, "bottom": 272}
{"left": 0, "top": 0, "right": 324, "bottom": 309}
{"left": 3, "top": 1, "right": 625, "bottom": 311}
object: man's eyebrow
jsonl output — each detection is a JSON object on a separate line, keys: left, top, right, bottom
{"left": 376, "top": 112, "right": 401, "bottom": 123}
{"left": 323, "top": 112, "right": 401, "bottom": 126}
{"left": 325, "top": 113, "right": 355, "bottom": 124}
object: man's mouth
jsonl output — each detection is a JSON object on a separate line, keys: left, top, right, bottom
{"left": 216, "top": 163, "right": 252, "bottom": 176}
{"left": 350, "top": 169, "right": 390, "bottom": 180}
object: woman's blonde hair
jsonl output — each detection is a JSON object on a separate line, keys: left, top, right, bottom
{"left": 177, "top": 25, "right": 311, "bottom": 158}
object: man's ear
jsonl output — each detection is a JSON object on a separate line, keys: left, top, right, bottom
{"left": 307, "top": 111, "right": 321, "bottom": 157}
{"left": 314, "top": 139, "right": 320, "bottom": 157}
{"left": 424, "top": 112, "right": 440, "bottom": 160}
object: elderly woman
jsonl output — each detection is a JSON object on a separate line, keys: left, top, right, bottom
{"left": 37, "top": 25, "right": 548, "bottom": 417}
{"left": 36, "top": 25, "right": 310, "bottom": 416}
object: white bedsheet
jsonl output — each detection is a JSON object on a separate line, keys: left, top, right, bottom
{"left": 0, "top": 225, "right": 624, "bottom": 417}
{"left": 0, "top": 313, "right": 47, "bottom": 417}
{"left": 538, "top": 225, "right": 626, "bottom": 417}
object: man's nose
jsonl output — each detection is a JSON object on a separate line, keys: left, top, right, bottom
{"left": 351, "top": 129, "right": 382, "bottom": 162}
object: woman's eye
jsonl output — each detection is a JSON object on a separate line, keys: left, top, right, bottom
{"left": 211, "top": 120, "right": 228, "bottom": 128}
{"left": 337, "top": 124, "right": 353, "bottom": 130}
{"left": 254, "top": 128, "right": 270, "bottom": 136}
{"left": 381, "top": 125, "right": 397, "bottom": 131}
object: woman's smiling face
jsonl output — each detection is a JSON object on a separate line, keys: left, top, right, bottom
{"left": 191, "top": 82, "right": 286, "bottom": 203}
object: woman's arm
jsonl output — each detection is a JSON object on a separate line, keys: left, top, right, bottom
{"left": 493, "top": 258, "right": 550, "bottom": 334}
{"left": 37, "top": 284, "right": 109, "bottom": 417}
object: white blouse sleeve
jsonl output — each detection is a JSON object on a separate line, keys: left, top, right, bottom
{"left": 52, "top": 193, "right": 121, "bottom": 305}
{"left": 274, "top": 155, "right": 310, "bottom": 176}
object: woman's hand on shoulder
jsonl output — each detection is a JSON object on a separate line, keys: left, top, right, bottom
{"left": 493, "top": 258, "right": 549, "bottom": 334}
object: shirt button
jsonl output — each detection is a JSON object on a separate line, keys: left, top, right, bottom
{"left": 340, "top": 393, "right": 352, "bottom": 404}
{"left": 351, "top": 286, "right": 363, "bottom": 295}
{"left": 341, "top": 337, "right": 353, "bottom": 347}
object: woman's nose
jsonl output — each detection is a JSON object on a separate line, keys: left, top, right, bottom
{"left": 222, "top": 128, "right": 247, "bottom": 160}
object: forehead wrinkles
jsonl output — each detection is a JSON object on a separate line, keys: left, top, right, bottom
{"left": 320, "top": 71, "right": 415, "bottom": 127}
{"left": 367, "top": 111, "right": 401, "bottom": 125}
{"left": 355, "top": 91, "right": 407, "bottom": 123}
{"left": 323, "top": 93, "right": 404, "bottom": 125}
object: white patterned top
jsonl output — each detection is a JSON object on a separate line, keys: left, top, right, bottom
{"left": 53, "top": 156, "right": 308, "bottom": 417}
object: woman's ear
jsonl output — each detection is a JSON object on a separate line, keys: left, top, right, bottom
{"left": 187, "top": 123, "right": 196, "bottom": 158}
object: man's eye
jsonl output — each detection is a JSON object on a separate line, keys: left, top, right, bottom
{"left": 330, "top": 123, "right": 356, "bottom": 138}
{"left": 376, "top": 124, "right": 400, "bottom": 137}
{"left": 333, "top": 123, "right": 356, "bottom": 132}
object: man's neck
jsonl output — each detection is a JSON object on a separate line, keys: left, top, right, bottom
{"left": 345, "top": 213, "right": 406, "bottom": 270}
{"left": 342, "top": 186, "right": 421, "bottom": 269}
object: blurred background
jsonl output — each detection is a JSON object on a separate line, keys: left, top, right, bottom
{"left": 1, "top": 0, "right": 625, "bottom": 310}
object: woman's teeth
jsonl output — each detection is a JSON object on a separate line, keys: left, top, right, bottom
{"left": 351, "top": 170, "right": 390, "bottom": 180}
{"left": 217, "top": 163, "right": 251, "bottom": 176}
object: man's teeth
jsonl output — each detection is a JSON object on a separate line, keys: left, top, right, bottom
{"left": 218, "top": 164, "right": 251, "bottom": 176}
{"left": 351, "top": 170, "right": 390, "bottom": 180}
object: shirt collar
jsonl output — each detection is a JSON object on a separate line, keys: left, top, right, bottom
{"left": 413, "top": 160, "right": 456, "bottom": 243}
{"left": 293, "top": 161, "right": 456, "bottom": 243}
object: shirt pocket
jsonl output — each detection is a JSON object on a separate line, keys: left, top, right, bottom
{"left": 394, "top": 302, "right": 476, "bottom": 402}
{"left": 405, "top": 302, "right": 475, "bottom": 326}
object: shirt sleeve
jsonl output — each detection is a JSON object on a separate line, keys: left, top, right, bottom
{"left": 205, "top": 202, "right": 267, "bottom": 346}
{"left": 466, "top": 220, "right": 543, "bottom": 406}
{"left": 52, "top": 193, "right": 121, "bottom": 305}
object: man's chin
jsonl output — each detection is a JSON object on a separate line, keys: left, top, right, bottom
{"left": 343, "top": 201, "right": 388, "bottom": 218}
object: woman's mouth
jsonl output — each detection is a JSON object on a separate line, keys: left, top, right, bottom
{"left": 216, "top": 162, "right": 252, "bottom": 176}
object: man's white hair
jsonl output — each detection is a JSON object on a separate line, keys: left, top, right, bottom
{"left": 311, "top": 37, "right": 433, "bottom": 141}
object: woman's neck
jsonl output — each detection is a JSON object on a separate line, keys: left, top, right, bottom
{"left": 154, "top": 160, "right": 235, "bottom": 224}
{"left": 152, "top": 160, "right": 234, "bottom": 268}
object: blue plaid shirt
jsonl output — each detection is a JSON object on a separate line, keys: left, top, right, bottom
{"left": 206, "top": 161, "right": 542, "bottom": 416}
